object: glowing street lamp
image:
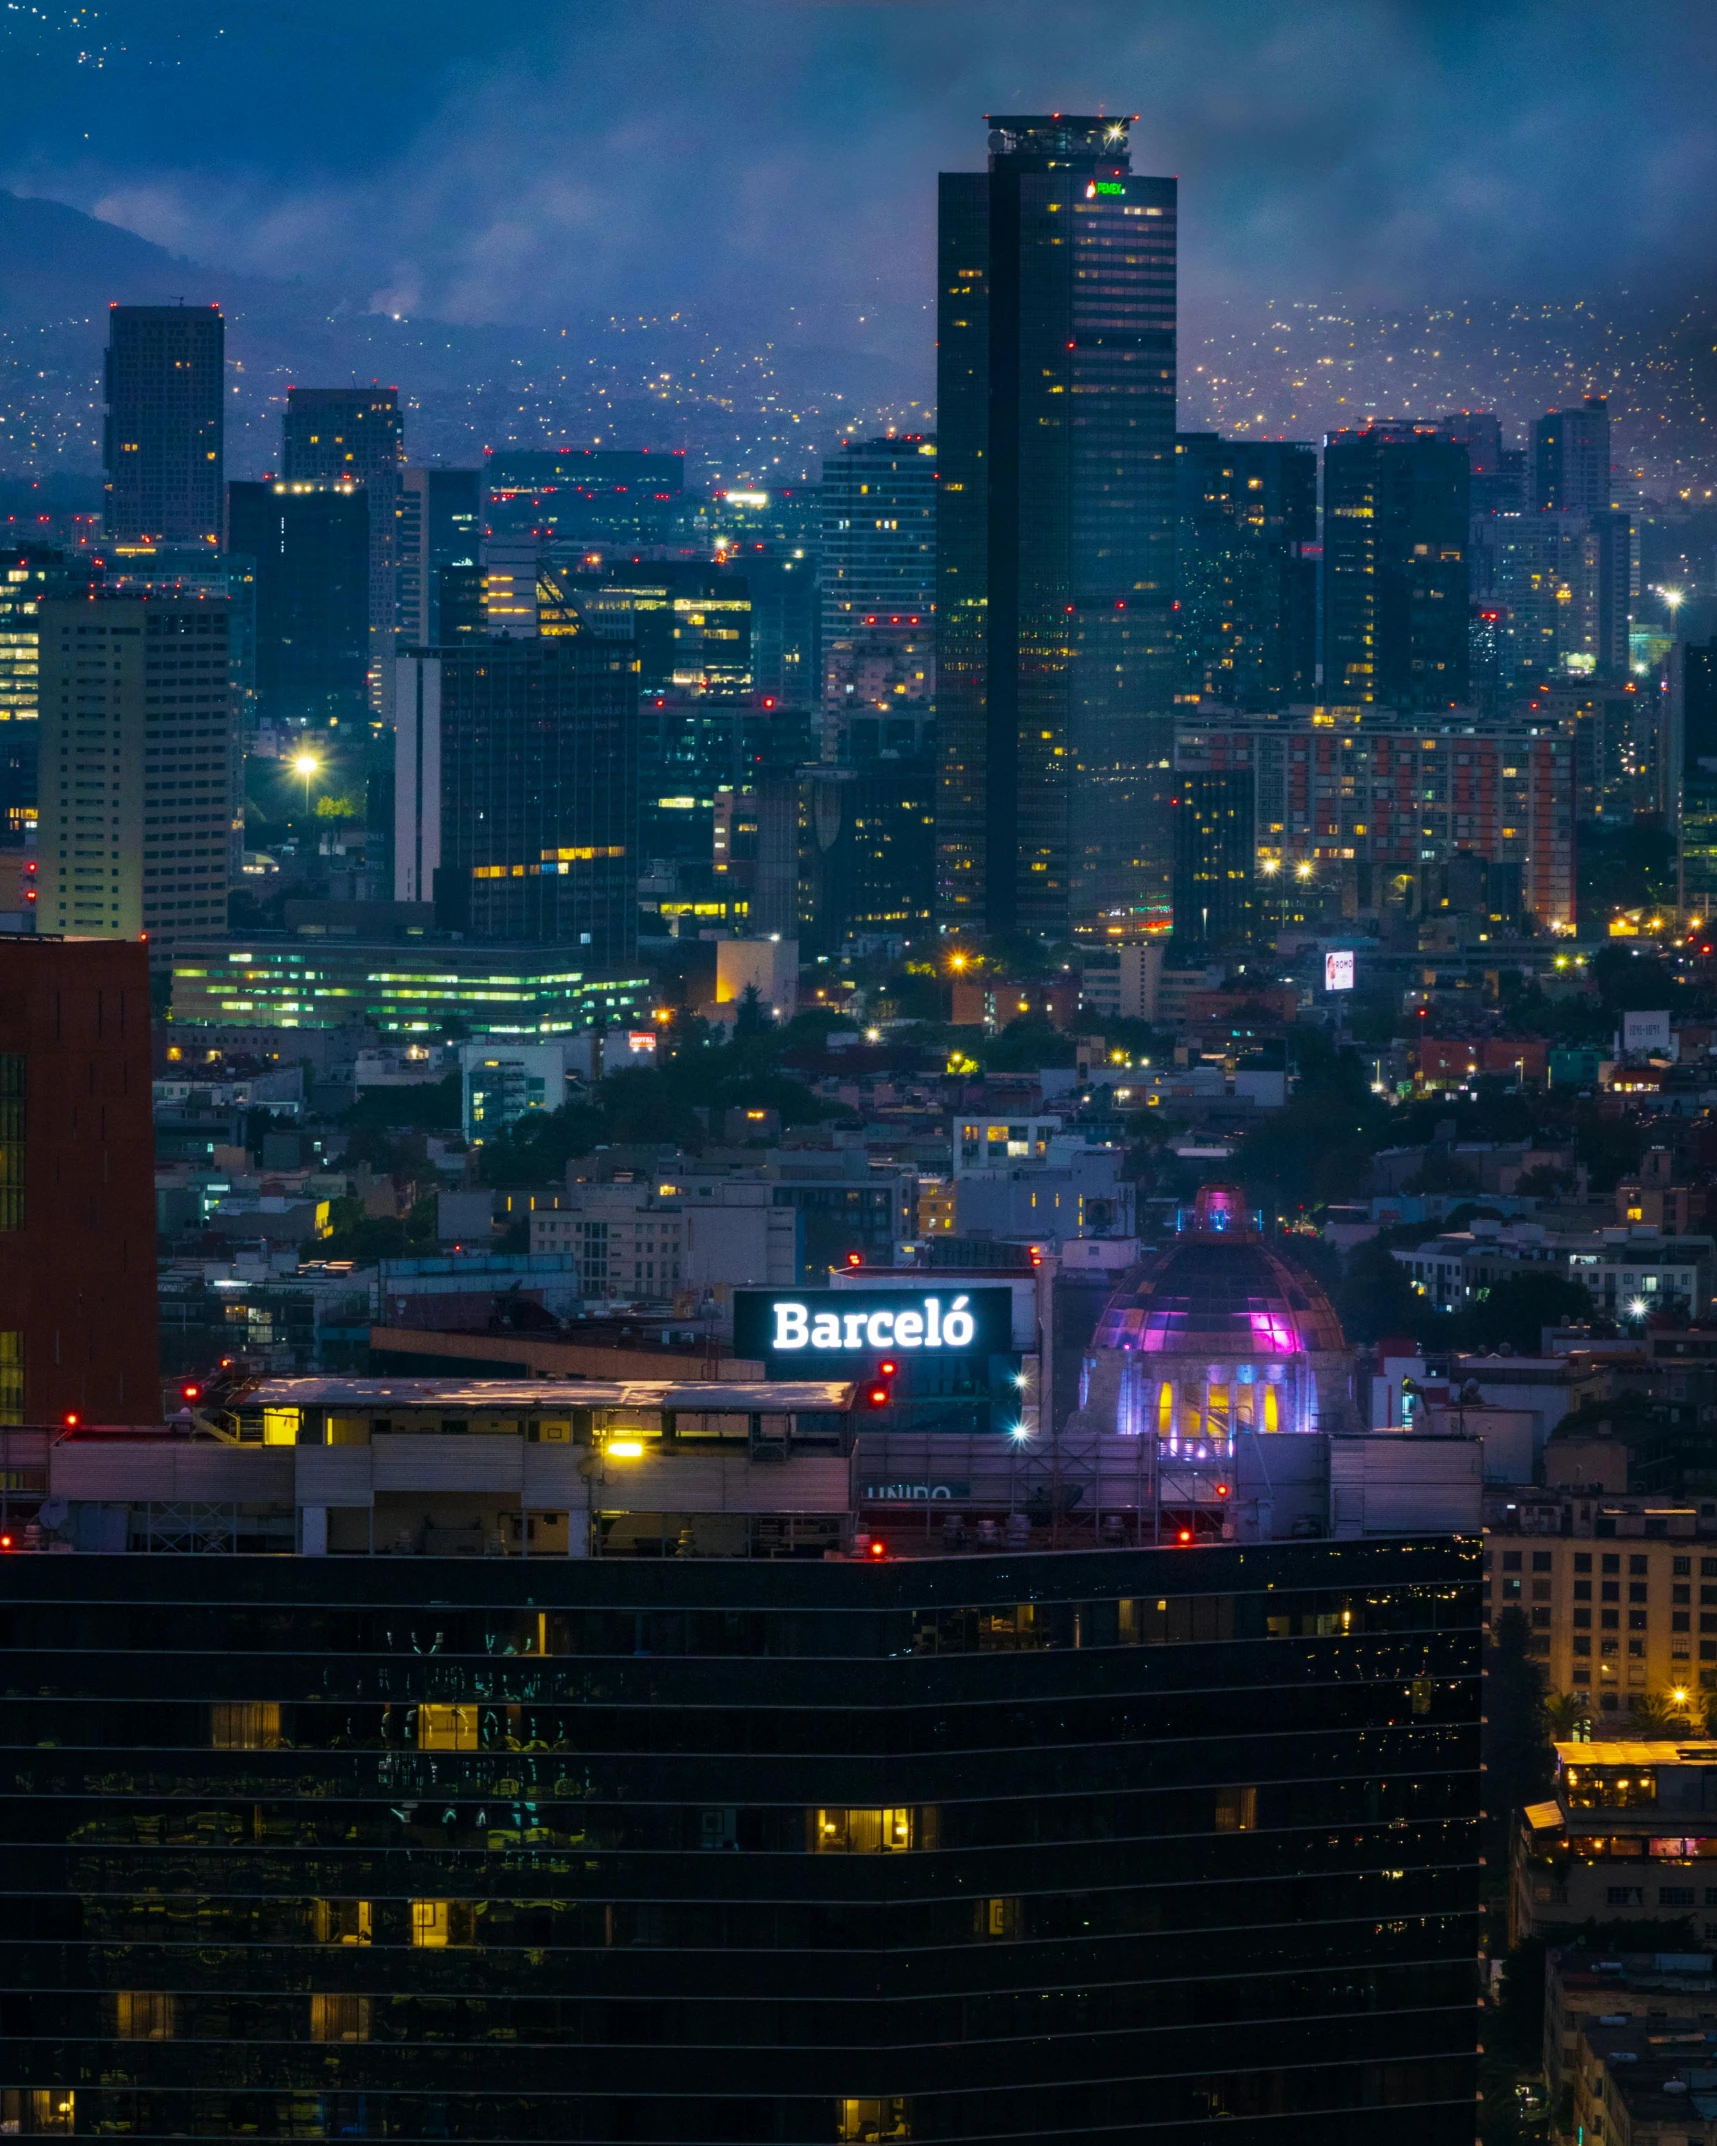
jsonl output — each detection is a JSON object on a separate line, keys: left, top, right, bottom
{"left": 291, "top": 749, "right": 320, "bottom": 814}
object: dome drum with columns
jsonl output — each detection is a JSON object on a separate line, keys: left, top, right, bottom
{"left": 1073, "top": 1186, "right": 1357, "bottom": 1462}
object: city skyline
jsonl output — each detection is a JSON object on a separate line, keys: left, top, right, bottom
{"left": 3, "top": 4, "right": 1717, "bottom": 495}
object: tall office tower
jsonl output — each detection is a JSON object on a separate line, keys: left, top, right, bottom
{"left": 437, "top": 562, "right": 486, "bottom": 641}
{"left": 796, "top": 749, "right": 939, "bottom": 952}
{"left": 725, "top": 551, "right": 819, "bottom": 707}
{"left": 1535, "top": 394, "right": 1612, "bottom": 514}
{"left": 1472, "top": 512, "right": 1633, "bottom": 685}
{"left": 395, "top": 630, "right": 638, "bottom": 961}
{"left": 481, "top": 537, "right": 542, "bottom": 639}
{"left": 938, "top": 114, "right": 1177, "bottom": 939}
{"left": 1322, "top": 425, "right": 1471, "bottom": 710}
{"left": 820, "top": 435, "right": 936, "bottom": 749}
{"left": 1672, "top": 640, "right": 1717, "bottom": 916}
{"left": 574, "top": 563, "right": 753, "bottom": 693}
{"left": 1174, "top": 434, "right": 1317, "bottom": 707}
{"left": 282, "top": 388, "right": 405, "bottom": 702}
{"left": 101, "top": 304, "right": 224, "bottom": 549}
{"left": 0, "top": 547, "right": 98, "bottom": 841}
{"left": 0, "top": 938, "right": 157, "bottom": 1422}
{"left": 486, "top": 446, "right": 687, "bottom": 549}
{"left": 37, "top": 594, "right": 235, "bottom": 947}
{"left": 396, "top": 467, "right": 481, "bottom": 647}
{"left": 226, "top": 481, "right": 370, "bottom": 729}
{"left": 1171, "top": 764, "right": 1255, "bottom": 948}
{"left": 1434, "top": 411, "right": 1525, "bottom": 516}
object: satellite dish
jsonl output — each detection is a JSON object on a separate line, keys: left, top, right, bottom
{"left": 38, "top": 1500, "right": 67, "bottom": 1530}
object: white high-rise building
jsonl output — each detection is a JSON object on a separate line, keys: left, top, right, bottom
{"left": 38, "top": 593, "right": 236, "bottom": 948}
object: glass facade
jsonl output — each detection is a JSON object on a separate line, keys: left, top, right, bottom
{"left": 936, "top": 117, "right": 1178, "bottom": 941}
{"left": 166, "top": 944, "right": 647, "bottom": 1039}
{"left": 0, "top": 1539, "right": 1479, "bottom": 2142}
{"left": 1321, "top": 428, "right": 1471, "bottom": 713}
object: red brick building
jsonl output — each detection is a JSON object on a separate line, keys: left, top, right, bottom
{"left": 0, "top": 938, "right": 158, "bottom": 1423}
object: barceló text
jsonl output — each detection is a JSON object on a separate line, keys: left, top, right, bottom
{"left": 771, "top": 1295, "right": 978, "bottom": 1353}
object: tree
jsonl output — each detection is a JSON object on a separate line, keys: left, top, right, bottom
{"left": 1454, "top": 1272, "right": 1594, "bottom": 1355}
{"left": 1333, "top": 1239, "right": 1424, "bottom": 1346}
{"left": 1542, "top": 1690, "right": 1590, "bottom": 1740}
{"left": 1628, "top": 1688, "right": 1692, "bottom": 1734}
{"left": 1484, "top": 1607, "right": 1551, "bottom": 1868}
{"left": 1402, "top": 1152, "right": 1480, "bottom": 1195}
{"left": 1515, "top": 1163, "right": 1576, "bottom": 1199}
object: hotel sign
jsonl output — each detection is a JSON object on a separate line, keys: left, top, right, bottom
{"left": 733, "top": 1288, "right": 1013, "bottom": 1364}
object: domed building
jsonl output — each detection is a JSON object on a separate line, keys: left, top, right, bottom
{"left": 1073, "top": 1185, "right": 1356, "bottom": 1535}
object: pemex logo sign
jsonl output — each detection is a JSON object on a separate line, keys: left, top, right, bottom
{"left": 733, "top": 1288, "right": 1013, "bottom": 1364}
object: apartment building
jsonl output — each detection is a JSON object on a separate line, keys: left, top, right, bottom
{"left": 1487, "top": 1523, "right": 1717, "bottom": 1708}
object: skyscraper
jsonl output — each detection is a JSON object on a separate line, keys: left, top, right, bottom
{"left": 37, "top": 593, "right": 237, "bottom": 948}
{"left": 1534, "top": 395, "right": 1612, "bottom": 515}
{"left": 937, "top": 114, "right": 1177, "bottom": 939}
{"left": 101, "top": 304, "right": 224, "bottom": 550}
{"left": 820, "top": 435, "right": 936, "bottom": 751}
{"left": 1171, "top": 762, "right": 1256, "bottom": 948}
{"left": 1174, "top": 434, "right": 1317, "bottom": 707}
{"left": 282, "top": 388, "right": 405, "bottom": 703}
{"left": 0, "top": 937, "right": 157, "bottom": 1424}
{"left": 1322, "top": 425, "right": 1471, "bottom": 710}
{"left": 226, "top": 481, "right": 370, "bottom": 729}
{"left": 395, "top": 629, "right": 638, "bottom": 962}
{"left": 1672, "top": 639, "right": 1717, "bottom": 916}
{"left": 396, "top": 467, "right": 481, "bottom": 648}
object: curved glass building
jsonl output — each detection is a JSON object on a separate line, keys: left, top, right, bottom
{"left": 0, "top": 1536, "right": 1479, "bottom": 2143}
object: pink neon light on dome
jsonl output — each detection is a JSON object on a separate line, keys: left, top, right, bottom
{"left": 1248, "top": 1311, "right": 1302, "bottom": 1353}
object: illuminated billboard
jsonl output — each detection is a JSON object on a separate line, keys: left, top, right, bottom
{"left": 1324, "top": 950, "right": 1355, "bottom": 993}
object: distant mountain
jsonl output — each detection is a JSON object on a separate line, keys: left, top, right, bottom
{"left": 0, "top": 189, "right": 329, "bottom": 326}
{"left": 0, "top": 191, "right": 916, "bottom": 482}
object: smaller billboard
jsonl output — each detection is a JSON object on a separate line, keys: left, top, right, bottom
{"left": 1324, "top": 949, "right": 1355, "bottom": 993}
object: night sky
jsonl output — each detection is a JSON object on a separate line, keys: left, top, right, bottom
{"left": 5, "top": 1, "right": 1717, "bottom": 353}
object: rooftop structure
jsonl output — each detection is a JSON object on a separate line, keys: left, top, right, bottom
{"left": 1514, "top": 1739, "right": 1717, "bottom": 1943}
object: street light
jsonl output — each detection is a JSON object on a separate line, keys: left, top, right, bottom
{"left": 291, "top": 750, "right": 320, "bottom": 814}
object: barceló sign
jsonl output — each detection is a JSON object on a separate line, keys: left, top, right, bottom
{"left": 733, "top": 1288, "right": 1014, "bottom": 1361}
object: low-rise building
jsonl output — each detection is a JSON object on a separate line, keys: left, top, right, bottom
{"left": 529, "top": 1176, "right": 800, "bottom": 1302}
{"left": 1393, "top": 1220, "right": 1712, "bottom": 1320}
{"left": 1513, "top": 1741, "right": 1717, "bottom": 1944}
{"left": 1569, "top": 2011, "right": 1717, "bottom": 2146}
{"left": 1544, "top": 1947, "right": 1717, "bottom": 2119}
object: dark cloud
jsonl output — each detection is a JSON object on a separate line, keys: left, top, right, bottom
{"left": 4, "top": 0, "right": 1716, "bottom": 384}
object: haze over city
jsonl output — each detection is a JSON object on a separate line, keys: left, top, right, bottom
{"left": 4, "top": 8, "right": 1717, "bottom": 2146}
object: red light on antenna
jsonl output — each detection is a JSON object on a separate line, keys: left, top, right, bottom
{"left": 0, "top": 1535, "right": 12, "bottom": 1552}
{"left": 181, "top": 1383, "right": 201, "bottom": 1402}
{"left": 846, "top": 1252, "right": 863, "bottom": 1269}
{"left": 1216, "top": 1484, "right": 1230, "bottom": 1497}
{"left": 63, "top": 1413, "right": 78, "bottom": 1428}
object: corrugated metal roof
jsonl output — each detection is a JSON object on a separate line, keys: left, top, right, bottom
{"left": 244, "top": 1377, "right": 854, "bottom": 1411}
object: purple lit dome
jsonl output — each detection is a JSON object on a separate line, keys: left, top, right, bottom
{"left": 1092, "top": 1184, "right": 1347, "bottom": 1359}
